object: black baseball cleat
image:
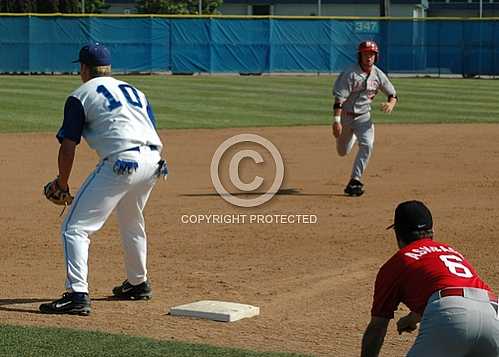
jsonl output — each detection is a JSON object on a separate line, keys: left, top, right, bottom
{"left": 344, "top": 179, "right": 364, "bottom": 197}
{"left": 39, "top": 292, "right": 91, "bottom": 316}
{"left": 112, "top": 280, "right": 152, "bottom": 300}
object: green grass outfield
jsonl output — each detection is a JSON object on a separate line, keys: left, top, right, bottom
{"left": 0, "top": 75, "right": 498, "bottom": 133}
{"left": 0, "top": 325, "right": 311, "bottom": 357}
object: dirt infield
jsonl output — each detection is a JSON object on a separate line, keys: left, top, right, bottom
{"left": 1, "top": 124, "right": 499, "bottom": 356}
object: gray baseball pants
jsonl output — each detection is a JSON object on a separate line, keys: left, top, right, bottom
{"left": 336, "top": 112, "right": 374, "bottom": 181}
{"left": 407, "top": 287, "right": 499, "bottom": 357}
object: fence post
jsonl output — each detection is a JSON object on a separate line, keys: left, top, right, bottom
{"left": 268, "top": 17, "right": 273, "bottom": 73}
{"left": 438, "top": 20, "right": 441, "bottom": 77}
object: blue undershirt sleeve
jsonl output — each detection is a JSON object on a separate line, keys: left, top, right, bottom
{"left": 56, "top": 96, "right": 85, "bottom": 144}
{"left": 146, "top": 100, "right": 157, "bottom": 129}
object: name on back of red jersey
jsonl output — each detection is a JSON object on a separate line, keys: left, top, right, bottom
{"left": 404, "top": 245, "right": 463, "bottom": 261}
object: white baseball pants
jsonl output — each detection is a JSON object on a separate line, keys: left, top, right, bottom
{"left": 60, "top": 146, "right": 161, "bottom": 293}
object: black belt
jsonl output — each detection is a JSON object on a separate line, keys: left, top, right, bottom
{"left": 124, "top": 145, "right": 158, "bottom": 152}
{"left": 344, "top": 112, "right": 366, "bottom": 117}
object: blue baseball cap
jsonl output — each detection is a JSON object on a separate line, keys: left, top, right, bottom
{"left": 73, "top": 43, "right": 111, "bottom": 66}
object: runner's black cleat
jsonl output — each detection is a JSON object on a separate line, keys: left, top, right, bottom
{"left": 344, "top": 179, "right": 364, "bottom": 197}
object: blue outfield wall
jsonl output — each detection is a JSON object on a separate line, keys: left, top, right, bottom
{"left": 1, "top": 15, "right": 499, "bottom": 75}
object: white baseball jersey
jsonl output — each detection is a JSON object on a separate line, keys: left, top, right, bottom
{"left": 59, "top": 76, "right": 163, "bottom": 159}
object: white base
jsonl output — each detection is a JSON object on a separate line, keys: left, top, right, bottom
{"left": 169, "top": 300, "right": 260, "bottom": 322}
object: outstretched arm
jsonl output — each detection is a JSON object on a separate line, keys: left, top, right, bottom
{"left": 381, "top": 95, "right": 397, "bottom": 113}
{"left": 57, "top": 139, "right": 76, "bottom": 190}
{"left": 332, "top": 71, "right": 351, "bottom": 138}
{"left": 378, "top": 70, "right": 397, "bottom": 113}
{"left": 361, "top": 316, "right": 390, "bottom": 357}
{"left": 55, "top": 96, "right": 84, "bottom": 190}
{"left": 397, "top": 311, "right": 421, "bottom": 335}
{"left": 332, "top": 100, "right": 343, "bottom": 138}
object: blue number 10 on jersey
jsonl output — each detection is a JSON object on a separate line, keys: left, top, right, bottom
{"left": 97, "top": 84, "right": 143, "bottom": 111}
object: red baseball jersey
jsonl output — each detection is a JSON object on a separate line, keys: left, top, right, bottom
{"left": 371, "top": 238, "right": 491, "bottom": 318}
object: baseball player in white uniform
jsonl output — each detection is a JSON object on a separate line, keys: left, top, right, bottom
{"left": 40, "top": 43, "right": 167, "bottom": 315}
{"left": 332, "top": 41, "right": 397, "bottom": 196}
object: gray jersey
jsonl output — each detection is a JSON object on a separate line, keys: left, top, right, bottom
{"left": 333, "top": 64, "right": 396, "bottom": 115}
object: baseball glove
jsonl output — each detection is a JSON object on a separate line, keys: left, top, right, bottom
{"left": 43, "top": 177, "right": 74, "bottom": 206}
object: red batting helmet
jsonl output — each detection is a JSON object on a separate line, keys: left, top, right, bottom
{"left": 358, "top": 41, "right": 379, "bottom": 64}
{"left": 358, "top": 41, "right": 379, "bottom": 54}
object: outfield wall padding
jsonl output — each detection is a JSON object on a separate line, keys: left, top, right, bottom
{"left": 1, "top": 15, "right": 498, "bottom": 75}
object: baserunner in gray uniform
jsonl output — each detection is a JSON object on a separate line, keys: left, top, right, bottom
{"left": 332, "top": 41, "right": 397, "bottom": 196}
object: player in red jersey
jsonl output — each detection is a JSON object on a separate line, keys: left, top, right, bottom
{"left": 361, "top": 200, "right": 499, "bottom": 357}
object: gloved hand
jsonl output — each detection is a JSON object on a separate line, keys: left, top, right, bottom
{"left": 43, "top": 177, "right": 74, "bottom": 206}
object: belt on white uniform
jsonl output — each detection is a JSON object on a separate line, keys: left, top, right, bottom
{"left": 124, "top": 145, "right": 159, "bottom": 152}
{"left": 436, "top": 287, "right": 499, "bottom": 316}
{"left": 344, "top": 112, "right": 367, "bottom": 118}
